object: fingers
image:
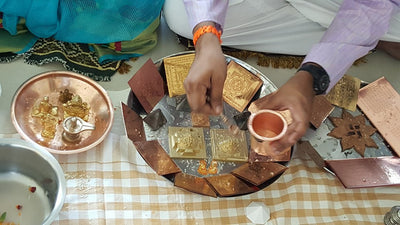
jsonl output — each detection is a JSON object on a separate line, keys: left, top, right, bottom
{"left": 184, "top": 75, "right": 215, "bottom": 115}
{"left": 208, "top": 68, "right": 226, "bottom": 115}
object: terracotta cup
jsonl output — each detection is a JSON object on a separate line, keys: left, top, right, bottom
{"left": 247, "top": 109, "right": 288, "bottom": 156}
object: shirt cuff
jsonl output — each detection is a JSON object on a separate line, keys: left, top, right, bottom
{"left": 303, "top": 42, "right": 377, "bottom": 92}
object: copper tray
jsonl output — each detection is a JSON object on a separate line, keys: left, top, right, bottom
{"left": 11, "top": 71, "right": 114, "bottom": 154}
{"left": 126, "top": 51, "right": 290, "bottom": 196}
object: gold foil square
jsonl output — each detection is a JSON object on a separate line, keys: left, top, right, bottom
{"left": 191, "top": 112, "right": 210, "bottom": 127}
{"left": 325, "top": 74, "right": 361, "bottom": 111}
{"left": 210, "top": 128, "right": 248, "bottom": 162}
{"left": 223, "top": 61, "right": 263, "bottom": 112}
{"left": 164, "top": 53, "right": 195, "bottom": 97}
{"left": 168, "top": 126, "right": 207, "bottom": 159}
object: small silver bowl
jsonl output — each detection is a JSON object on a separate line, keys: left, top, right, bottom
{"left": 0, "top": 138, "right": 66, "bottom": 225}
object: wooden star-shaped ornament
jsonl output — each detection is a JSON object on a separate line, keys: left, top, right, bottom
{"left": 327, "top": 110, "right": 378, "bottom": 156}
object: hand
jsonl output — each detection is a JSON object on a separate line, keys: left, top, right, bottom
{"left": 249, "top": 71, "right": 315, "bottom": 154}
{"left": 184, "top": 23, "right": 226, "bottom": 115}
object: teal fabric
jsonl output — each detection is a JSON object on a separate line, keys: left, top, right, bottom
{"left": 0, "top": 0, "right": 164, "bottom": 43}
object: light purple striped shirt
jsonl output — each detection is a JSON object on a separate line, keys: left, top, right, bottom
{"left": 184, "top": 0, "right": 400, "bottom": 91}
{"left": 183, "top": 0, "right": 228, "bottom": 32}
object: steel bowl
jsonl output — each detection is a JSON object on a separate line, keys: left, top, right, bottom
{"left": 0, "top": 138, "right": 66, "bottom": 225}
{"left": 10, "top": 71, "right": 114, "bottom": 154}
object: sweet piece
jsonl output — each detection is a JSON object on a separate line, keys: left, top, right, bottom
{"left": 31, "top": 96, "right": 59, "bottom": 139}
{"left": 174, "top": 172, "right": 217, "bottom": 197}
{"left": 231, "top": 162, "right": 287, "bottom": 186}
{"left": 327, "top": 109, "right": 378, "bottom": 156}
{"left": 164, "top": 53, "right": 195, "bottom": 97}
{"left": 128, "top": 58, "right": 165, "bottom": 113}
{"left": 309, "top": 95, "right": 334, "bottom": 129}
{"left": 233, "top": 111, "right": 251, "bottom": 130}
{"left": 191, "top": 112, "right": 210, "bottom": 127}
{"left": 197, "top": 160, "right": 208, "bottom": 176}
{"left": 121, "top": 102, "right": 146, "bottom": 142}
{"left": 207, "top": 160, "right": 218, "bottom": 175}
{"left": 58, "top": 89, "right": 73, "bottom": 103}
{"left": 205, "top": 174, "right": 258, "bottom": 197}
{"left": 223, "top": 61, "right": 263, "bottom": 112}
{"left": 62, "top": 94, "right": 90, "bottom": 121}
{"left": 168, "top": 126, "right": 207, "bottom": 159}
{"left": 210, "top": 128, "right": 248, "bottom": 162}
{"left": 134, "top": 140, "right": 181, "bottom": 176}
{"left": 143, "top": 108, "right": 167, "bottom": 131}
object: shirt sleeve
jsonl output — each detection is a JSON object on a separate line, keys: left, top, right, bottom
{"left": 183, "top": 0, "right": 228, "bottom": 33}
{"left": 303, "top": 0, "right": 400, "bottom": 92}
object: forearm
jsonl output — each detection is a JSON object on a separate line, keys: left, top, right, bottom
{"left": 183, "top": 0, "right": 228, "bottom": 33}
{"left": 303, "top": 0, "right": 400, "bottom": 92}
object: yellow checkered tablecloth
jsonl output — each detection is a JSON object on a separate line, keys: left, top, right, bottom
{"left": 2, "top": 131, "right": 398, "bottom": 225}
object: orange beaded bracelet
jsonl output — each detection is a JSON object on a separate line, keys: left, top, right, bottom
{"left": 193, "top": 25, "right": 222, "bottom": 46}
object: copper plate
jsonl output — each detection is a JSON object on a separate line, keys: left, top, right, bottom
{"left": 357, "top": 77, "right": 400, "bottom": 156}
{"left": 231, "top": 162, "right": 287, "bottom": 186}
{"left": 310, "top": 95, "right": 334, "bottom": 129}
{"left": 11, "top": 71, "right": 114, "bottom": 154}
{"left": 205, "top": 174, "right": 258, "bottom": 197}
{"left": 174, "top": 172, "right": 217, "bottom": 197}
{"left": 134, "top": 140, "right": 181, "bottom": 176}
{"left": 121, "top": 102, "right": 146, "bottom": 142}
{"left": 128, "top": 58, "right": 165, "bottom": 113}
{"left": 326, "top": 156, "right": 400, "bottom": 188}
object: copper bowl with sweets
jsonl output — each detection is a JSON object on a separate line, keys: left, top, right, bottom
{"left": 11, "top": 71, "right": 114, "bottom": 154}
{"left": 0, "top": 138, "right": 66, "bottom": 225}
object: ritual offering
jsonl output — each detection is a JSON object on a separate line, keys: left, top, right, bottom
{"left": 205, "top": 174, "right": 257, "bottom": 197}
{"left": 121, "top": 102, "right": 146, "bottom": 142}
{"left": 357, "top": 77, "right": 400, "bottom": 156}
{"left": 191, "top": 112, "right": 210, "bottom": 127}
{"left": 143, "top": 108, "right": 167, "bottom": 131}
{"left": 168, "top": 126, "right": 207, "bottom": 159}
{"left": 223, "top": 60, "right": 263, "bottom": 112}
{"left": 327, "top": 109, "right": 378, "bottom": 157}
{"left": 123, "top": 53, "right": 289, "bottom": 197}
{"left": 11, "top": 71, "right": 113, "bottom": 154}
{"left": 164, "top": 53, "right": 195, "bottom": 97}
{"left": 128, "top": 59, "right": 165, "bottom": 113}
{"left": 210, "top": 128, "right": 248, "bottom": 162}
{"left": 174, "top": 172, "right": 217, "bottom": 197}
{"left": 134, "top": 140, "right": 181, "bottom": 176}
{"left": 231, "top": 162, "right": 287, "bottom": 186}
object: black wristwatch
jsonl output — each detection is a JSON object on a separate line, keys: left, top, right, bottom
{"left": 297, "top": 63, "right": 330, "bottom": 95}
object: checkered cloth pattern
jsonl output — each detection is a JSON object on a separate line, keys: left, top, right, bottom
{"left": 1, "top": 131, "right": 398, "bottom": 225}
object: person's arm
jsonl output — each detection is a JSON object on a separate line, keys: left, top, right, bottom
{"left": 261, "top": 0, "right": 400, "bottom": 154}
{"left": 304, "top": 0, "right": 400, "bottom": 92}
{"left": 183, "top": 0, "right": 229, "bottom": 115}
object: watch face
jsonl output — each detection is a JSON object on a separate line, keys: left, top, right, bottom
{"left": 319, "top": 74, "right": 330, "bottom": 91}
